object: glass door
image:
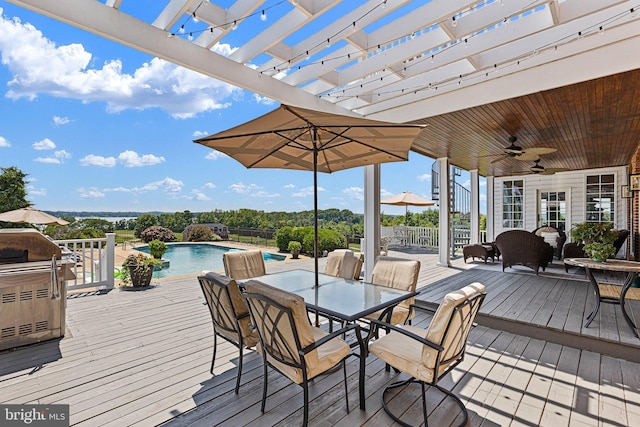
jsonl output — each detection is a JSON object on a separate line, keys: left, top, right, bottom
{"left": 538, "top": 191, "right": 567, "bottom": 232}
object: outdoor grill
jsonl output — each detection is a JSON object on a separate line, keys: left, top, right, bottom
{"left": 0, "top": 229, "right": 72, "bottom": 351}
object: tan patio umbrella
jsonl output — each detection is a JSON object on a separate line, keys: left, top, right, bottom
{"left": 195, "top": 104, "right": 426, "bottom": 287}
{"left": 0, "top": 207, "right": 69, "bottom": 226}
{"left": 381, "top": 191, "right": 435, "bottom": 222}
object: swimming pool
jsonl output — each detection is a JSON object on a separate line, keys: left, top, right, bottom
{"left": 135, "top": 243, "right": 286, "bottom": 279}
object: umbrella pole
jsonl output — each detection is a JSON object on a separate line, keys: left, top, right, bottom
{"left": 313, "top": 132, "right": 319, "bottom": 289}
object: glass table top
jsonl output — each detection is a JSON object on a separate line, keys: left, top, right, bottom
{"left": 248, "top": 269, "right": 416, "bottom": 322}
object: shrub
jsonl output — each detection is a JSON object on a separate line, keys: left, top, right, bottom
{"left": 140, "top": 226, "right": 177, "bottom": 243}
{"left": 275, "top": 226, "right": 294, "bottom": 251}
{"left": 147, "top": 239, "right": 168, "bottom": 259}
{"left": 275, "top": 226, "right": 346, "bottom": 254}
{"left": 185, "top": 224, "right": 218, "bottom": 242}
{"left": 134, "top": 214, "right": 159, "bottom": 238}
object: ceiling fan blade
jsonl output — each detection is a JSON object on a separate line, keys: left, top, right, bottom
{"left": 539, "top": 168, "right": 569, "bottom": 175}
{"left": 515, "top": 153, "right": 541, "bottom": 161}
{"left": 525, "top": 147, "right": 557, "bottom": 155}
{"left": 491, "top": 154, "right": 509, "bottom": 163}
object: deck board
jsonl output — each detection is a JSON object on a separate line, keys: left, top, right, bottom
{"left": 2, "top": 250, "right": 640, "bottom": 426}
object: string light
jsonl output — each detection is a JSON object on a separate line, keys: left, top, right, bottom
{"left": 261, "top": 10, "right": 266, "bottom": 21}
{"left": 452, "top": 16, "right": 458, "bottom": 27}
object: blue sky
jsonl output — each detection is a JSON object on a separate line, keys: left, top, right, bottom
{"left": 0, "top": 2, "right": 485, "bottom": 216}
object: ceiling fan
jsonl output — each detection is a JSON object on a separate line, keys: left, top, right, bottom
{"left": 490, "top": 136, "right": 556, "bottom": 163}
{"left": 522, "top": 160, "right": 569, "bottom": 175}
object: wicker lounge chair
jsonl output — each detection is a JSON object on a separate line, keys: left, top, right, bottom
{"left": 495, "top": 230, "right": 554, "bottom": 275}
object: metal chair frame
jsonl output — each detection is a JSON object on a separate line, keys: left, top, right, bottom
{"left": 198, "top": 274, "right": 255, "bottom": 394}
{"left": 370, "top": 292, "right": 486, "bottom": 427}
{"left": 243, "top": 290, "right": 366, "bottom": 427}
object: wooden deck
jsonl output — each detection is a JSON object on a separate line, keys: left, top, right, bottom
{"left": 2, "top": 250, "right": 640, "bottom": 426}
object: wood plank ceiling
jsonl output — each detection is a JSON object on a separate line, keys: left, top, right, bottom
{"left": 410, "top": 68, "right": 640, "bottom": 177}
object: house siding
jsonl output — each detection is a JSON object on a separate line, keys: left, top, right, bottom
{"left": 493, "top": 166, "right": 628, "bottom": 242}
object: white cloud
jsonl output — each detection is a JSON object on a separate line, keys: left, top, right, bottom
{"left": 0, "top": 136, "right": 10, "bottom": 147}
{"left": 253, "top": 93, "right": 275, "bottom": 105}
{"left": 380, "top": 188, "right": 394, "bottom": 198}
{"left": 191, "top": 190, "right": 211, "bottom": 201}
{"left": 417, "top": 173, "right": 431, "bottom": 182}
{"left": 192, "top": 130, "right": 209, "bottom": 137}
{"left": 292, "top": 186, "right": 324, "bottom": 197}
{"left": 230, "top": 182, "right": 260, "bottom": 194}
{"left": 52, "top": 115, "right": 70, "bottom": 126}
{"left": 103, "top": 186, "right": 131, "bottom": 193}
{"left": 254, "top": 191, "right": 280, "bottom": 198}
{"left": 80, "top": 154, "right": 116, "bottom": 167}
{"left": 0, "top": 14, "right": 241, "bottom": 119}
{"left": 34, "top": 149, "right": 71, "bottom": 164}
{"left": 137, "top": 177, "right": 183, "bottom": 194}
{"left": 205, "top": 150, "right": 228, "bottom": 160}
{"left": 78, "top": 187, "right": 105, "bottom": 199}
{"left": 118, "top": 150, "right": 164, "bottom": 167}
{"left": 32, "top": 137, "right": 56, "bottom": 150}
{"left": 342, "top": 186, "right": 364, "bottom": 201}
{"left": 203, "top": 182, "right": 216, "bottom": 189}
{"left": 283, "top": 183, "right": 295, "bottom": 189}
{"left": 27, "top": 185, "right": 46, "bottom": 196}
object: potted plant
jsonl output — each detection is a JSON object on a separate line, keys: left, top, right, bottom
{"left": 120, "top": 253, "right": 160, "bottom": 288}
{"left": 288, "top": 240, "right": 302, "bottom": 259}
{"left": 570, "top": 221, "right": 617, "bottom": 262}
{"left": 147, "top": 239, "right": 168, "bottom": 259}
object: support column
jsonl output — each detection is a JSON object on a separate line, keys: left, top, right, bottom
{"left": 437, "top": 157, "right": 451, "bottom": 267}
{"left": 363, "top": 164, "right": 381, "bottom": 282}
{"left": 486, "top": 176, "right": 495, "bottom": 242}
{"left": 470, "top": 169, "right": 480, "bottom": 244}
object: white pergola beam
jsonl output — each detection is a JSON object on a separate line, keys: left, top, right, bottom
{"left": 7, "top": 0, "right": 359, "bottom": 117}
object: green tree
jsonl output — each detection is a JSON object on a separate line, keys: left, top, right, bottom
{"left": 0, "top": 166, "right": 30, "bottom": 213}
{"left": 134, "top": 213, "right": 159, "bottom": 237}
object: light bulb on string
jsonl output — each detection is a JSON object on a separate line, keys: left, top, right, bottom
{"left": 261, "top": 10, "right": 266, "bottom": 21}
{"left": 178, "top": 25, "right": 185, "bottom": 34}
{"left": 452, "top": 16, "right": 458, "bottom": 27}
{"left": 599, "top": 26, "right": 604, "bottom": 35}
{"left": 631, "top": 8, "right": 637, "bottom": 18}
{"left": 192, "top": 12, "right": 199, "bottom": 23}
{"left": 188, "top": 32, "right": 193, "bottom": 41}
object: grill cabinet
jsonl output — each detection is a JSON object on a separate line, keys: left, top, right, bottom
{"left": 0, "top": 229, "right": 70, "bottom": 351}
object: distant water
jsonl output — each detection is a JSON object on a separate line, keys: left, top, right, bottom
{"left": 76, "top": 217, "right": 136, "bottom": 223}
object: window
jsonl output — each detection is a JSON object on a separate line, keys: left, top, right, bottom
{"left": 539, "top": 191, "right": 566, "bottom": 231}
{"left": 502, "top": 180, "right": 524, "bottom": 228}
{"left": 585, "top": 174, "right": 615, "bottom": 222}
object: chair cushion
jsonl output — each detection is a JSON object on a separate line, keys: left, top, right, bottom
{"left": 540, "top": 231, "right": 560, "bottom": 248}
{"left": 369, "top": 325, "right": 437, "bottom": 383}
{"left": 246, "top": 280, "right": 343, "bottom": 383}
{"left": 363, "top": 306, "right": 411, "bottom": 325}
{"left": 371, "top": 256, "right": 420, "bottom": 315}
{"left": 203, "top": 272, "right": 258, "bottom": 347}
{"left": 223, "top": 250, "right": 266, "bottom": 280}
{"left": 424, "top": 282, "right": 485, "bottom": 368}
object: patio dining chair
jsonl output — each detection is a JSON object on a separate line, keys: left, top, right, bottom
{"left": 223, "top": 249, "right": 266, "bottom": 280}
{"left": 325, "top": 249, "right": 363, "bottom": 280}
{"left": 197, "top": 272, "right": 258, "bottom": 394}
{"left": 243, "top": 279, "right": 365, "bottom": 427}
{"left": 368, "top": 282, "right": 486, "bottom": 427}
{"left": 363, "top": 256, "right": 421, "bottom": 326}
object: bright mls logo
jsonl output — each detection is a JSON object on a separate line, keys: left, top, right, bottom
{"left": 1, "top": 405, "right": 69, "bottom": 426}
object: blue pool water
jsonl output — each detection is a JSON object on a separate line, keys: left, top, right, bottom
{"left": 136, "top": 243, "right": 286, "bottom": 279}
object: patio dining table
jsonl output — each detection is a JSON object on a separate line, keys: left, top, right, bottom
{"left": 564, "top": 258, "right": 640, "bottom": 338}
{"left": 248, "top": 269, "right": 418, "bottom": 324}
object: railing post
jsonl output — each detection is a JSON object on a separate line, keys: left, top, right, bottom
{"left": 106, "top": 233, "right": 115, "bottom": 290}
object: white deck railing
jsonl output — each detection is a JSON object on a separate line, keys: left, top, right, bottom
{"left": 381, "top": 226, "right": 488, "bottom": 250}
{"left": 55, "top": 233, "right": 115, "bottom": 292}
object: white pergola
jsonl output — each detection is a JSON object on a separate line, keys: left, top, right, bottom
{"left": 8, "top": 0, "right": 640, "bottom": 275}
